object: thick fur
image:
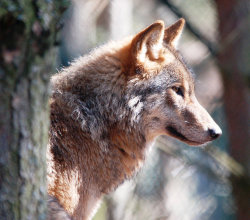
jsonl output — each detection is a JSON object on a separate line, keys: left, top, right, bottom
{"left": 47, "top": 19, "right": 221, "bottom": 220}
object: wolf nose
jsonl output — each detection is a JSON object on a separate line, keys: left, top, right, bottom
{"left": 208, "top": 128, "right": 221, "bottom": 139}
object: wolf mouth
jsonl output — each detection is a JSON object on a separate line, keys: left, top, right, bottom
{"left": 166, "top": 126, "right": 188, "bottom": 141}
{"left": 166, "top": 126, "right": 204, "bottom": 145}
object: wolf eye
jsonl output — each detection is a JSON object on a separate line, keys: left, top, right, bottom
{"left": 172, "top": 86, "right": 184, "bottom": 97}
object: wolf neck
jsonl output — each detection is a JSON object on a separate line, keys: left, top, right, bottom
{"left": 49, "top": 86, "right": 148, "bottom": 219}
{"left": 48, "top": 40, "right": 151, "bottom": 218}
{"left": 48, "top": 121, "right": 147, "bottom": 219}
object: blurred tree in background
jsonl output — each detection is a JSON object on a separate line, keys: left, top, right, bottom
{"left": 0, "top": 0, "right": 68, "bottom": 219}
{"left": 215, "top": 0, "right": 250, "bottom": 219}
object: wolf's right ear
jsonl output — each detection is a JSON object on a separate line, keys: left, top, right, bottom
{"left": 131, "top": 20, "right": 165, "bottom": 64}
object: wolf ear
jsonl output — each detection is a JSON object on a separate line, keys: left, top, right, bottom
{"left": 164, "top": 18, "right": 185, "bottom": 48}
{"left": 131, "top": 20, "right": 165, "bottom": 63}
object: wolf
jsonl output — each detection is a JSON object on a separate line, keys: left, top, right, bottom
{"left": 47, "top": 18, "right": 222, "bottom": 220}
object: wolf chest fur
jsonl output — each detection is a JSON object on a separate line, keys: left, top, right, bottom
{"left": 47, "top": 19, "right": 222, "bottom": 220}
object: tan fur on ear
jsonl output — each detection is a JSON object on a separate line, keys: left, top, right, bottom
{"left": 131, "top": 20, "right": 165, "bottom": 63}
{"left": 164, "top": 18, "right": 185, "bottom": 48}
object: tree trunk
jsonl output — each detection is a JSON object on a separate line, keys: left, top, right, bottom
{"left": 0, "top": 1, "right": 67, "bottom": 219}
{"left": 109, "top": 0, "right": 133, "bottom": 40}
{"left": 215, "top": 0, "right": 250, "bottom": 219}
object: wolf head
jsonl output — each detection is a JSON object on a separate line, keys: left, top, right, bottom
{"left": 52, "top": 19, "right": 221, "bottom": 147}
{"left": 123, "top": 19, "right": 222, "bottom": 146}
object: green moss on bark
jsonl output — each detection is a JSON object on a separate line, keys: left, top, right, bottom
{"left": 0, "top": 1, "right": 69, "bottom": 219}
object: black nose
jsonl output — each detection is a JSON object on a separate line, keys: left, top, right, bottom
{"left": 208, "top": 129, "right": 221, "bottom": 139}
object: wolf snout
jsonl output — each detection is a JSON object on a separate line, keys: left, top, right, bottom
{"left": 208, "top": 127, "right": 222, "bottom": 140}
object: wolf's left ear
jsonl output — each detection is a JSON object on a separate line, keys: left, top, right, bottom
{"left": 164, "top": 18, "right": 185, "bottom": 48}
{"left": 131, "top": 20, "right": 165, "bottom": 63}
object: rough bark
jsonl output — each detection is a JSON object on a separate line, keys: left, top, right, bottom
{"left": 0, "top": 1, "right": 67, "bottom": 219}
{"left": 215, "top": 0, "right": 250, "bottom": 219}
